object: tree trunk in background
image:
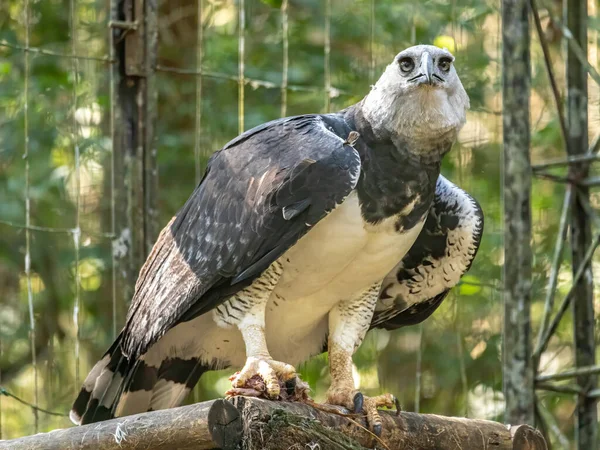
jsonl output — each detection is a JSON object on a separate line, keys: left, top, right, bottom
{"left": 501, "top": 0, "right": 534, "bottom": 426}
{"left": 565, "top": 0, "right": 598, "bottom": 448}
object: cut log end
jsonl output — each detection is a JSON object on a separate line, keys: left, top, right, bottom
{"left": 208, "top": 399, "right": 243, "bottom": 450}
{"left": 511, "top": 424, "right": 549, "bottom": 450}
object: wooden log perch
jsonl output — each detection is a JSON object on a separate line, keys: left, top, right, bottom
{"left": 0, "top": 397, "right": 547, "bottom": 450}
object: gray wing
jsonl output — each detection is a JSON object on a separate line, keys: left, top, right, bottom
{"left": 122, "top": 114, "right": 361, "bottom": 359}
{"left": 370, "top": 175, "right": 484, "bottom": 330}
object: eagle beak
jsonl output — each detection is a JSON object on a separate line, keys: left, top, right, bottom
{"left": 419, "top": 52, "right": 434, "bottom": 85}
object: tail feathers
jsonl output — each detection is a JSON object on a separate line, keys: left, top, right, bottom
{"left": 70, "top": 335, "right": 129, "bottom": 425}
{"left": 114, "top": 356, "right": 207, "bottom": 416}
{"left": 71, "top": 336, "right": 210, "bottom": 425}
{"left": 149, "top": 357, "right": 207, "bottom": 411}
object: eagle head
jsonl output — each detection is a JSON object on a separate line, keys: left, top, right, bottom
{"left": 362, "top": 45, "right": 470, "bottom": 152}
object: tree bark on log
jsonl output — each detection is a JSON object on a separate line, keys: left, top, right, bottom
{"left": 0, "top": 397, "right": 547, "bottom": 450}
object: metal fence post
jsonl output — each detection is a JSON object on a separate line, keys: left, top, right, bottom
{"left": 111, "top": 0, "right": 158, "bottom": 308}
{"left": 502, "top": 0, "right": 534, "bottom": 426}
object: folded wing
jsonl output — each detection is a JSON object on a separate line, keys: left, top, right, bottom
{"left": 371, "top": 175, "right": 484, "bottom": 330}
{"left": 122, "top": 115, "right": 362, "bottom": 359}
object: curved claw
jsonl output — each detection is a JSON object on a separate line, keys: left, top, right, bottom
{"left": 373, "top": 423, "right": 382, "bottom": 437}
{"left": 327, "top": 388, "right": 396, "bottom": 434}
{"left": 393, "top": 395, "right": 401, "bottom": 416}
{"left": 228, "top": 357, "right": 299, "bottom": 400}
{"left": 353, "top": 392, "right": 364, "bottom": 413}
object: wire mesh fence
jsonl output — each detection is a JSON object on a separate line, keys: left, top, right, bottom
{"left": 2, "top": 0, "right": 597, "bottom": 447}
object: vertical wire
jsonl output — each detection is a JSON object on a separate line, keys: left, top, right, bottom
{"left": 46, "top": 331, "right": 54, "bottom": 428}
{"left": 414, "top": 323, "right": 423, "bottom": 413}
{"left": 192, "top": 0, "right": 205, "bottom": 404}
{"left": 408, "top": 11, "right": 424, "bottom": 415}
{"left": 238, "top": 0, "right": 245, "bottom": 134}
{"left": 109, "top": 0, "right": 117, "bottom": 341}
{"left": 280, "top": 0, "right": 289, "bottom": 118}
{"left": 454, "top": 294, "right": 468, "bottom": 416}
{"left": 70, "top": 0, "right": 82, "bottom": 386}
{"left": 324, "top": 0, "right": 331, "bottom": 113}
{"left": 451, "top": 5, "right": 467, "bottom": 416}
{"left": 451, "top": 0, "right": 458, "bottom": 51}
{"left": 494, "top": 7, "right": 502, "bottom": 421}
{"left": 194, "top": 0, "right": 204, "bottom": 185}
{"left": 451, "top": 0, "right": 463, "bottom": 188}
{"left": 23, "top": 0, "right": 39, "bottom": 433}
{"left": 369, "top": 0, "right": 375, "bottom": 84}
{"left": 410, "top": 4, "right": 416, "bottom": 46}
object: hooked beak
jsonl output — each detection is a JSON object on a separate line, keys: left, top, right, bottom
{"left": 421, "top": 52, "right": 433, "bottom": 84}
{"left": 419, "top": 52, "right": 433, "bottom": 85}
{"left": 408, "top": 52, "right": 434, "bottom": 86}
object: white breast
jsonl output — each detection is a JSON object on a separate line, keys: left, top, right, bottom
{"left": 277, "top": 192, "right": 424, "bottom": 297}
{"left": 193, "top": 191, "right": 428, "bottom": 369}
{"left": 263, "top": 192, "right": 425, "bottom": 362}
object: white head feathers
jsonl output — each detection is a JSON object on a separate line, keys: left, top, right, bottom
{"left": 362, "top": 45, "right": 470, "bottom": 151}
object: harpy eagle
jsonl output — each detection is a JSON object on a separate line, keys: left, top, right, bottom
{"left": 72, "top": 45, "right": 483, "bottom": 433}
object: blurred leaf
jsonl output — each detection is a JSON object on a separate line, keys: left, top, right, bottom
{"left": 458, "top": 275, "right": 483, "bottom": 296}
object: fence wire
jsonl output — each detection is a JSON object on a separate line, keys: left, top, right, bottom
{"left": 22, "top": 0, "right": 38, "bottom": 433}
{"left": 70, "top": 0, "right": 82, "bottom": 389}
{"left": 0, "top": 0, "right": 118, "bottom": 436}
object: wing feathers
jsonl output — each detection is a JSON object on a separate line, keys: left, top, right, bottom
{"left": 282, "top": 199, "right": 311, "bottom": 220}
{"left": 121, "top": 114, "right": 361, "bottom": 359}
{"left": 371, "top": 175, "right": 483, "bottom": 330}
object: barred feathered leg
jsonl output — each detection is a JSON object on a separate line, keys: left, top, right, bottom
{"left": 218, "top": 261, "right": 302, "bottom": 399}
{"left": 227, "top": 324, "right": 297, "bottom": 399}
{"left": 325, "top": 283, "right": 399, "bottom": 435}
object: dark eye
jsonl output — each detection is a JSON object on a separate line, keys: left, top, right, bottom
{"left": 398, "top": 57, "right": 415, "bottom": 73}
{"left": 438, "top": 57, "right": 452, "bottom": 72}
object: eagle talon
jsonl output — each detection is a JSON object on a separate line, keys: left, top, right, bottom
{"left": 228, "top": 356, "right": 299, "bottom": 400}
{"left": 393, "top": 395, "right": 401, "bottom": 416}
{"left": 353, "top": 392, "right": 364, "bottom": 413}
{"left": 327, "top": 387, "right": 397, "bottom": 434}
{"left": 373, "top": 424, "right": 382, "bottom": 437}
{"left": 227, "top": 372, "right": 241, "bottom": 382}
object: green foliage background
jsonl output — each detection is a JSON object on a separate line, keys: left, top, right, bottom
{"left": 0, "top": 0, "right": 597, "bottom": 447}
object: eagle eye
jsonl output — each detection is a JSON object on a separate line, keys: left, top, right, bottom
{"left": 398, "top": 57, "right": 415, "bottom": 73}
{"left": 438, "top": 57, "right": 452, "bottom": 72}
